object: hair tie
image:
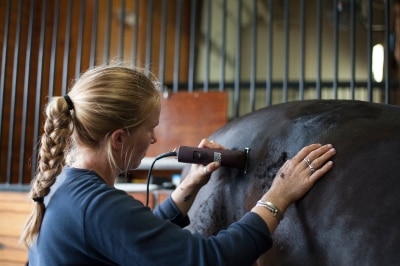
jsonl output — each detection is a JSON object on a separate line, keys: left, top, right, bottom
{"left": 64, "top": 95, "right": 74, "bottom": 111}
{"left": 32, "top": 197, "right": 44, "bottom": 203}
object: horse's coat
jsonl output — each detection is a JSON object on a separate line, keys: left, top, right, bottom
{"left": 184, "top": 100, "right": 400, "bottom": 266}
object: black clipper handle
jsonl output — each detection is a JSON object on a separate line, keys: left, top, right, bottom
{"left": 176, "top": 146, "right": 248, "bottom": 169}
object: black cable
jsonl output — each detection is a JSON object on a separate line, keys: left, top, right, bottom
{"left": 145, "top": 151, "right": 177, "bottom": 207}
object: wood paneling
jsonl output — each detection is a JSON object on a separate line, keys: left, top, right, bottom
{"left": 0, "top": 192, "right": 30, "bottom": 265}
{"left": 146, "top": 91, "right": 228, "bottom": 157}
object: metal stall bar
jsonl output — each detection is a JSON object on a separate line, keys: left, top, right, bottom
{"left": 75, "top": 0, "right": 86, "bottom": 78}
{"left": 188, "top": 0, "right": 198, "bottom": 92}
{"left": 32, "top": 0, "right": 48, "bottom": 179}
{"left": 103, "top": 0, "right": 112, "bottom": 64}
{"left": 266, "top": 0, "right": 273, "bottom": 106}
{"left": 203, "top": 0, "right": 211, "bottom": 92}
{"left": 131, "top": 0, "right": 139, "bottom": 67}
{"left": 118, "top": 0, "right": 126, "bottom": 62}
{"left": 333, "top": 0, "right": 338, "bottom": 98}
{"left": 282, "top": 0, "right": 289, "bottom": 103}
{"left": 384, "top": 0, "right": 390, "bottom": 104}
{"left": 6, "top": 0, "right": 23, "bottom": 183}
{"left": 173, "top": 0, "right": 182, "bottom": 93}
{"left": 18, "top": 0, "right": 35, "bottom": 184}
{"left": 316, "top": 0, "right": 322, "bottom": 99}
{"left": 0, "top": 0, "right": 11, "bottom": 154}
{"left": 299, "top": 0, "right": 305, "bottom": 100}
{"left": 218, "top": 0, "right": 227, "bottom": 92}
{"left": 233, "top": 0, "right": 242, "bottom": 118}
{"left": 89, "top": 0, "right": 98, "bottom": 68}
{"left": 367, "top": 1, "right": 372, "bottom": 101}
{"left": 61, "top": 0, "right": 72, "bottom": 95}
{"left": 145, "top": 0, "right": 154, "bottom": 75}
{"left": 158, "top": 0, "right": 167, "bottom": 87}
{"left": 249, "top": 0, "right": 257, "bottom": 111}
{"left": 350, "top": 0, "right": 356, "bottom": 99}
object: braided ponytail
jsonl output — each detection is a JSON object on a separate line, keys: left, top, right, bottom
{"left": 20, "top": 96, "right": 74, "bottom": 246}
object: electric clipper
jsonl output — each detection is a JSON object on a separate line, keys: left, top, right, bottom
{"left": 176, "top": 146, "right": 250, "bottom": 174}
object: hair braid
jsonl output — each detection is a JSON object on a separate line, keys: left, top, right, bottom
{"left": 21, "top": 97, "right": 73, "bottom": 246}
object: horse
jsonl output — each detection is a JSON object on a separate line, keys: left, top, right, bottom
{"left": 184, "top": 100, "right": 400, "bottom": 265}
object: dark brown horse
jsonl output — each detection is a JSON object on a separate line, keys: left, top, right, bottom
{"left": 184, "top": 100, "right": 400, "bottom": 266}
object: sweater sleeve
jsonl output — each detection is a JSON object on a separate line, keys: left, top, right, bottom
{"left": 153, "top": 195, "right": 190, "bottom": 227}
{"left": 84, "top": 188, "right": 273, "bottom": 266}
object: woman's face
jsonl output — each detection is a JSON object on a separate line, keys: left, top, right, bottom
{"left": 128, "top": 106, "right": 160, "bottom": 169}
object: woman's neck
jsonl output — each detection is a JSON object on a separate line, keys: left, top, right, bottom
{"left": 71, "top": 149, "right": 116, "bottom": 186}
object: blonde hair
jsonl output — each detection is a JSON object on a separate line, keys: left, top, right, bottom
{"left": 21, "top": 65, "right": 161, "bottom": 246}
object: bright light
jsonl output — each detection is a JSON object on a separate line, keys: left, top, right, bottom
{"left": 372, "top": 44, "right": 384, "bottom": 83}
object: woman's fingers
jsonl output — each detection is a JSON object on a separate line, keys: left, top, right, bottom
{"left": 198, "top": 138, "right": 226, "bottom": 150}
{"left": 269, "top": 143, "right": 336, "bottom": 204}
{"left": 295, "top": 144, "right": 335, "bottom": 177}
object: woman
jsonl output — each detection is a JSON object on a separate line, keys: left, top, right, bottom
{"left": 21, "top": 65, "right": 336, "bottom": 265}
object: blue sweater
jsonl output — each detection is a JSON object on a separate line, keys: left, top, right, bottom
{"left": 28, "top": 167, "right": 272, "bottom": 265}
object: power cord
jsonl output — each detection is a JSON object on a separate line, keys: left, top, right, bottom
{"left": 145, "top": 151, "right": 177, "bottom": 207}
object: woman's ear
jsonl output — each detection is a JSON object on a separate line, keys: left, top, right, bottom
{"left": 110, "top": 129, "right": 128, "bottom": 150}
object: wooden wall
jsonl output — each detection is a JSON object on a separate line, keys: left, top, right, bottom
{"left": 146, "top": 91, "right": 228, "bottom": 157}
{"left": 0, "top": 192, "right": 29, "bottom": 266}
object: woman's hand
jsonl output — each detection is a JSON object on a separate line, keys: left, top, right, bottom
{"left": 264, "top": 143, "right": 336, "bottom": 208}
{"left": 184, "top": 138, "right": 224, "bottom": 187}
{"left": 171, "top": 139, "right": 224, "bottom": 216}
{"left": 252, "top": 143, "right": 336, "bottom": 234}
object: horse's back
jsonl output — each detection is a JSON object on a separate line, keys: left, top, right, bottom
{"left": 186, "top": 100, "right": 400, "bottom": 265}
